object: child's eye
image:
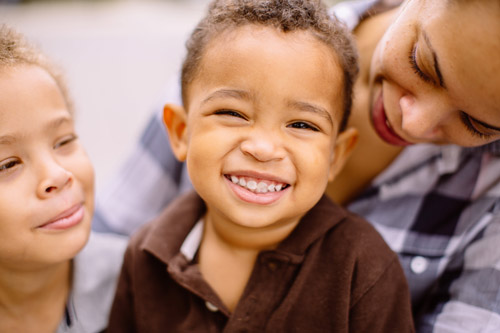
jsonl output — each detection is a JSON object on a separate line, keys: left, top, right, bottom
{"left": 214, "top": 109, "right": 247, "bottom": 120}
{"left": 54, "top": 135, "right": 77, "bottom": 149}
{"left": 0, "top": 158, "right": 21, "bottom": 173}
{"left": 287, "top": 121, "right": 319, "bottom": 132}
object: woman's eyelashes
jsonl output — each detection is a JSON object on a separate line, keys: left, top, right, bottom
{"left": 409, "top": 44, "right": 433, "bottom": 84}
{"left": 460, "top": 112, "right": 495, "bottom": 139}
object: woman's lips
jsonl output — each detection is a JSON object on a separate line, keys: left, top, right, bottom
{"left": 371, "top": 93, "right": 412, "bottom": 146}
{"left": 38, "top": 204, "right": 85, "bottom": 230}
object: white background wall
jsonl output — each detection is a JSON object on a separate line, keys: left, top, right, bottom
{"left": 0, "top": 0, "right": 207, "bottom": 190}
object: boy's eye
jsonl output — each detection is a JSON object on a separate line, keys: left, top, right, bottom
{"left": 0, "top": 158, "right": 21, "bottom": 173}
{"left": 214, "top": 109, "right": 247, "bottom": 119}
{"left": 54, "top": 135, "right": 77, "bottom": 149}
{"left": 287, "top": 121, "right": 319, "bottom": 132}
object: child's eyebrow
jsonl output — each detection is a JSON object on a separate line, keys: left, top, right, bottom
{"left": 201, "top": 89, "right": 252, "bottom": 104}
{"left": 0, "top": 135, "right": 16, "bottom": 145}
{"left": 0, "top": 116, "right": 71, "bottom": 145}
{"left": 288, "top": 100, "right": 334, "bottom": 127}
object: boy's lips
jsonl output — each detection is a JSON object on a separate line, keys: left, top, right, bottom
{"left": 38, "top": 204, "right": 85, "bottom": 230}
{"left": 371, "top": 93, "right": 412, "bottom": 146}
{"left": 224, "top": 172, "right": 290, "bottom": 205}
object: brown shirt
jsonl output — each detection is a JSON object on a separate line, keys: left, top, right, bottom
{"left": 108, "top": 191, "right": 414, "bottom": 332}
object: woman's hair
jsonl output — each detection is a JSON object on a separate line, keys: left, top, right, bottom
{"left": 0, "top": 24, "right": 73, "bottom": 113}
{"left": 181, "top": 0, "right": 359, "bottom": 131}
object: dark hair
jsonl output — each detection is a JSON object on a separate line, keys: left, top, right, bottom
{"left": 181, "top": 0, "right": 359, "bottom": 131}
{"left": 0, "top": 24, "right": 73, "bottom": 113}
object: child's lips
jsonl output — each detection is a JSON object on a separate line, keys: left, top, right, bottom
{"left": 38, "top": 204, "right": 85, "bottom": 230}
{"left": 224, "top": 172, "right": 290, "bottom": 205}
{"left": 371, "top": 93, "right": 412, "bottom": 146}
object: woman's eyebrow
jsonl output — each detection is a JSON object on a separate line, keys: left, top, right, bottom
{"left": 423, "top": 31, "right": 446, "bottom": 89}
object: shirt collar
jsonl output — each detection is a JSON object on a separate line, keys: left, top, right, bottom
{"left": 141, "top": 191, "right": 347, "bottom": 264}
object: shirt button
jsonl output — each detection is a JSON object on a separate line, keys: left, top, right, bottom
{"left": 205, "top": 301, "right": 218, "bottom": 312}
{"left": 410, "top": 256, "right": 429, "bottom": 274}
{"left": 267, "top": 261, "right": 278, "bottom": 271}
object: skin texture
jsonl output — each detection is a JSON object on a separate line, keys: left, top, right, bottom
{"left": 164, "top": 25, "right": 357, "bottom": 311}
{"left": 0, "top": 65, "right": 94, "bottom": 332}
{"left": 369, "top": 0, "right": 500, "bottom": 146}
{"left": 327, "top": 0, "right": 500, "bottom": 204}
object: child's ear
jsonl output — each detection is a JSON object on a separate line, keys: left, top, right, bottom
{"left": 328, "top": 127, "right": 358, "bottom": 182}
{"left": 163, "top": 104, "right": 188, "bottom": 162}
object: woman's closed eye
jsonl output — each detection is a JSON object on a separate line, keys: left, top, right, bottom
{"left": 460, "top": 112, "right": 499, "bottom": 139}
{"left": 409, "top": 44, "right": 433, "bottom": 84}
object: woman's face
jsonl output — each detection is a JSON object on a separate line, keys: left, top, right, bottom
{"left": 369, "top": 0, "right": 500, "bottom": 146}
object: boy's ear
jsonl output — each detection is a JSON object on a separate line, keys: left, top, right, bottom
{"left": 163, "top": 104, "right": 188, "bottom": 162}
{"left": 328, "top": 127, "right": 358, "bottom": 182}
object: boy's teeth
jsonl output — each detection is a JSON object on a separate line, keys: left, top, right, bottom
{"left": 247, "top": 180, "right": 257, "bottom": 190}
{"left": 229, "top": 175, "right": 286, "bottom": 193}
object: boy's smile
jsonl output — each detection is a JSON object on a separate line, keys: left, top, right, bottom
{"left": 165, "top": 25, "right": 356, "bottom": 244}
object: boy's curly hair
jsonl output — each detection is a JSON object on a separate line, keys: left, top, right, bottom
{"left": 181, "top": 0, "right": 359, "bottom": 131}
{"left": 0, "top": 24, "right": 73, "bottom": 113}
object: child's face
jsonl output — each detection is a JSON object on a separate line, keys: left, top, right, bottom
{"left": 166, "top": 26, "right": 356, "bottom": 231}
{"left": 0, "top": 65, "right": 94, "bottom": 269}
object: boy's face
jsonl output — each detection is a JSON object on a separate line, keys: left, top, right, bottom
{"left": 165, "top": 26, "right": 356, "bottom": 234}
{"left": 0, "top": 65, "right": 94, "bottom": 269}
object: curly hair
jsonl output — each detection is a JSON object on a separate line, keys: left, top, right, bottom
{"left": 0, "top": 24, "right": 73, "bottom": 113}
{"left": 181, "top": 0, "right": 359, "bottom": 131}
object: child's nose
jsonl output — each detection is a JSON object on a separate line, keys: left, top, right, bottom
{"left": 240, "top": 128, "right": 286, "bottom": 162}
{"left": 37, "top": 157, "right": 73, "bottom": 198}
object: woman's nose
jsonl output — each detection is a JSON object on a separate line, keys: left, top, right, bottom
{"left": 399, "top": 94, "right": 450, "bottom": 141}
{"left": 37, "top": 156, "right": 73, "bottom": 198}
{"left": 240, "top": 128, "right": 286, "bottom": 162}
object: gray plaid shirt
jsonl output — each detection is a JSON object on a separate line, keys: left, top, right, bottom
{"left": 93, "top": 1, "right": 500, "bottom": 331}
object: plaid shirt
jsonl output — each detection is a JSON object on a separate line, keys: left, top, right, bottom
{"left": 93, "top": 1, "right": 500, "bottom": 331}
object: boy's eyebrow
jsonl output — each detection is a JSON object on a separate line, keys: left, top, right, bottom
{"left": 0, "top": 135, "right": 16, "bottom": 145}
{"left": 288, "top": 100, "right": 334, "bottom": 127}
{"left": 201, "top": 89, "right": 252, "bottom": 104}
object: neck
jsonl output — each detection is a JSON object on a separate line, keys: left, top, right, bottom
{"left": 0, "top": 261, "right": 71, "bottom": 332}
{"left": 198, "top": 211, "right": 300, "bottom": 311}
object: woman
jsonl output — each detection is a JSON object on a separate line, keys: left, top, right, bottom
{"left": 94, "top": 0, "right": 500, "bottom": 331}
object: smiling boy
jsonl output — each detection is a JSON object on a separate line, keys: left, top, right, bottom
{"left": 108, "top": 0, "right": 414, "bottom": 331}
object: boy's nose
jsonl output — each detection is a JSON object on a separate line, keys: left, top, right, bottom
{"left": 240, "top": 129, "right": 286, "bottom": 162}
{"left": 37, "top": 157, "right": 73, "bottom": 198}
{"left": 399, "top": 94, "right": 449, "bottom": 141}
